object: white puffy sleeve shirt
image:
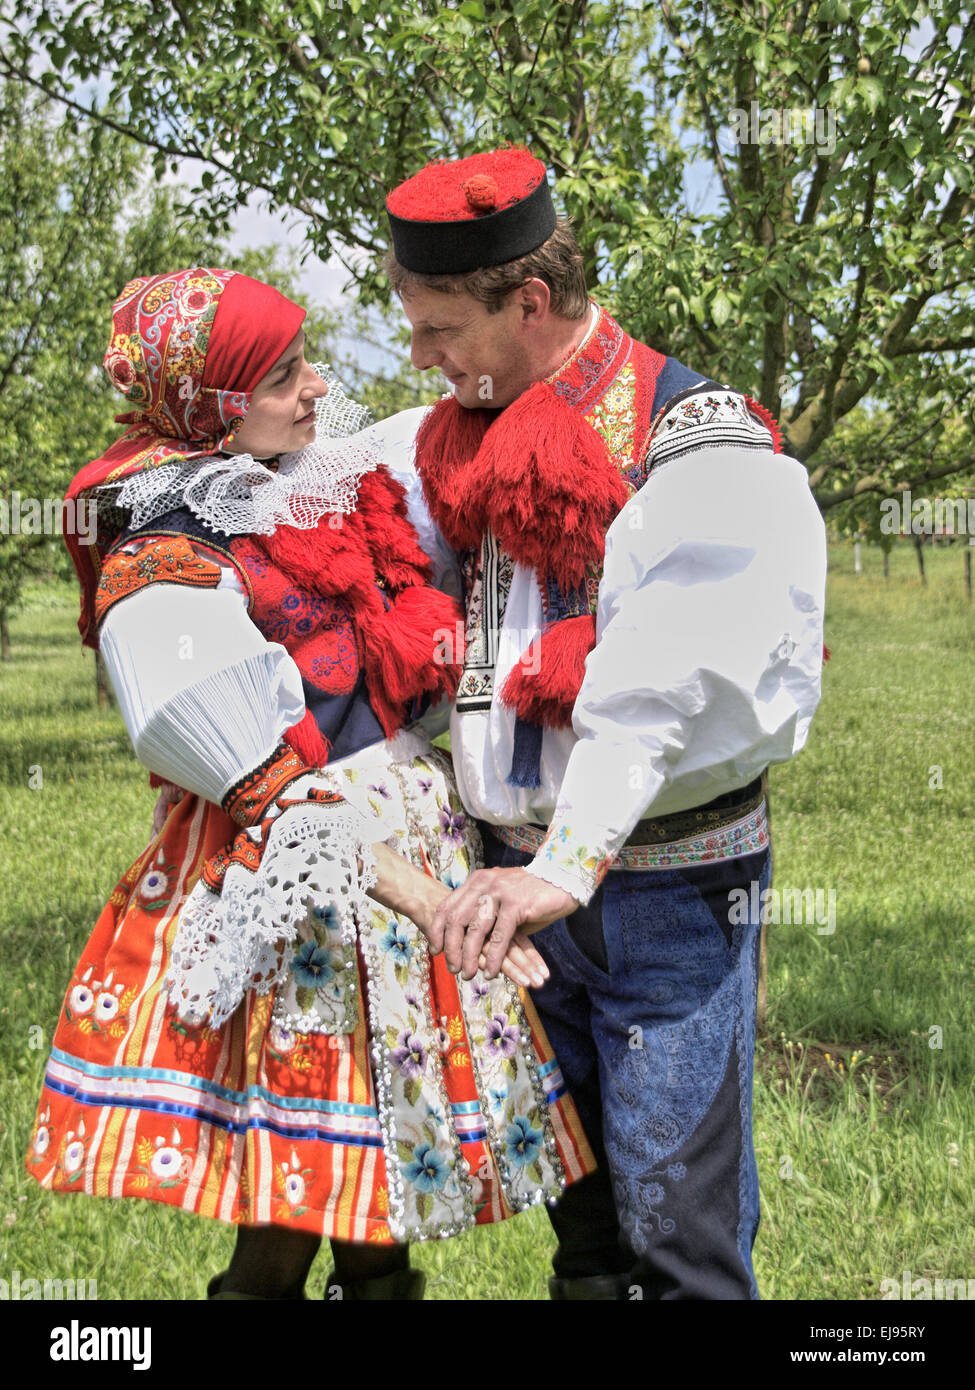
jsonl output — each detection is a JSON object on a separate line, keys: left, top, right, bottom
{"left": 445, "top": 420, "right": 827, "bottom": 904}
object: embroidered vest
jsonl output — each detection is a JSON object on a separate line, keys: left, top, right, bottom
{"left": 95, "top": 467, "right": 464, "bottom": 765}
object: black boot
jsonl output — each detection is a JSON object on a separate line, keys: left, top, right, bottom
{"left": 548, "top": 1273, "right": 634, "bottom": 1300}
{"left": 325, "top": 1268, "right": 426, "bottom": 1300}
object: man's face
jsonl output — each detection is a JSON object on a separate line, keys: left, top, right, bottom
{"left": 399, "top": 285, "right": 533, "bottom": 409}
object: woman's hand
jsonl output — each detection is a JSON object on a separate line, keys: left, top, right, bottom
{"left": 151, "top": 782, "right": 186, "bottom": 837}
{"left": 367, "top": 842, "right": 550, "bottom": 989}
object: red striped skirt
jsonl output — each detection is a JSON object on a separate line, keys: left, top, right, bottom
{"left": 27, "top": 735, "right": 594, "bottom": 1242}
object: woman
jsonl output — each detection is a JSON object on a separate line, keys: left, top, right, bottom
{"left": 26, "top": 266, "right": 593, "bottom": 1300}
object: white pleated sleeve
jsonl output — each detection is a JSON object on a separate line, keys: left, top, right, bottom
{"left": 99, "top": 581, "right": 307, "bottom": 806}
{"left": 524, "top": 445, "right": 827, "bottom": 904}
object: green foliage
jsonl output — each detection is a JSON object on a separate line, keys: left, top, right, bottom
{"left": 0, "top": 79, "right": 227, "bottom": 630}
{"left": 2, "top": 0, "right": 972, "bottom": 504}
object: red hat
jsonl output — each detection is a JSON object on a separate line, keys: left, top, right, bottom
{"left": 386, "top": 148, "right": 556, "bottom": 274}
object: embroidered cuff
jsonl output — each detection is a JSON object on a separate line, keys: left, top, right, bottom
{"left": 221, "top": 742, "right": 308, "bottom": 827}
{"left": 526, "top": 823, "right": 616, "bottom": 906}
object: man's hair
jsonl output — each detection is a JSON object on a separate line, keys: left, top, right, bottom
{"left": 386, "top": 217, "right": 589, "bottom": 319}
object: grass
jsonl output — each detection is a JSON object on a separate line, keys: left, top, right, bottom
{"left": 0, "top": 539, "right": 972, "bottom": 1300}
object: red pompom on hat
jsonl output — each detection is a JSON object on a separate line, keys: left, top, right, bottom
{"left": 464, "top": 174, "right": 498, "bottom": 212}
{"left": 386, "top": 148, "right": 556, "bottom": 274}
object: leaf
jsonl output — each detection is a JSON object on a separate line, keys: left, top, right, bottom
{"left": 711, "top": 290, "right": 733, "bottom": 328}
{"left": 857, "top": 76, "right": 884, "bottom": 114}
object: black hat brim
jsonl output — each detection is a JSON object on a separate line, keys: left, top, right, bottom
{"left": 387, "top": 177, "right": 557, "bottom": 274}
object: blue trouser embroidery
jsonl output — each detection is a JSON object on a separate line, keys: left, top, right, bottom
{"left": 484, "top": 829, "right": 770, "bottom": 1300}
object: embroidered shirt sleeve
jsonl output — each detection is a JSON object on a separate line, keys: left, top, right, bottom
{"left": 644, "top": 387, "right": 776, "bottom": 474}
{"left": 526, "top": 825, "right": 616, "bottom": 904}
{"left": 221, "top": 741, "right": 311, "bottom": 827}
{"left": 94, "top": 535, "right": 225, "bottom": 631}
{"left": 524, "top": 443, "right": 826, "bottom": 906}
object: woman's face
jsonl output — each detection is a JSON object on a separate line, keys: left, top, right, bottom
{"left": 225, "top": 330, "right": 329, "bottom": 458}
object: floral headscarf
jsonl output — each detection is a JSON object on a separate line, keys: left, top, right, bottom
{"left": 65, "top": 266, "right": 306, "bottom": 645}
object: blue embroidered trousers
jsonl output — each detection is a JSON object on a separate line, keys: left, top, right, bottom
{"left": 484, "top": 829, "right": 770, "bottom": 1300}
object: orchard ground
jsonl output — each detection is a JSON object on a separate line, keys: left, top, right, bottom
{"left": 0, "top": 539, "right": 970, "bottom": 1300}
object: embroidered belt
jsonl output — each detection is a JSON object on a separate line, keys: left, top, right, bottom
{"left": 493, "top": 777, "right": 769, "bottom": 872}
{"left": 624, "top": 775, "right": 765, "bottom": 844}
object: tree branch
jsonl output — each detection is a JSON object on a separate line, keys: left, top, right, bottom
{"left": 816, "top": 452, "right": 975, "bottom": 510}
{"left": 889, "top": 334, "right": 975, "bottom": 357}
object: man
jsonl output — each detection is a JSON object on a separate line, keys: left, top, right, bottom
{"left": 383, "top": 147, "right": 826, "bottom": 1299}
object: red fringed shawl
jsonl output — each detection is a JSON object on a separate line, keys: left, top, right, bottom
{"left": 233, "top": 466, "right": 464, "bottom": 750}
{"left": 414, "top": 307, "right": 663, "bottom": 729}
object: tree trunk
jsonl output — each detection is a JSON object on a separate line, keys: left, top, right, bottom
{"left": 0, "top": 608, "right": 10, "bottom": 662}
{"left": 853, "top": 539, "right": 862, "bottom": 574}
{"left": 95, "top": 650, "right": 114, "bottom": 707}
{"left": 883, "top": 549, "right": 890, "bottom": 580}
{"left": 966, "top": 547, "right": 972, "bottom": 602}
{"left": 914, "top": 535, "right": 926, "bottom": 586}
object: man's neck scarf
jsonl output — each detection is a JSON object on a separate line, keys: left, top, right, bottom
{"left": 414, "top": 304, "right": 664, "bottom": 786}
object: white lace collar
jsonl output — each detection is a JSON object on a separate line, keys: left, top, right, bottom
{"left": 96, "top": 365, "right": 384, "bottom": 537}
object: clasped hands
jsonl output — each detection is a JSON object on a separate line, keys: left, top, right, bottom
{"left": 151, "top": 784, "right": 576, "bottom": 991}
{"left": 427, "top": 866, "right": 579, "bottom": 986}
{"left": 368, "top": 847, "right": 578, "bottom": 991}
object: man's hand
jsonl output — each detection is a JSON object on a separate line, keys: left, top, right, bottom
{"left": 429, "top": 867, "right": 579, "bottom": 980}
{"left": 366, "top": 845, "right": 551, "bottom": 988}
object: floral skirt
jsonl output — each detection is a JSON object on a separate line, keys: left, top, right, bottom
{"left": 26, "top": 729, "right": 594, "bottom": 1242}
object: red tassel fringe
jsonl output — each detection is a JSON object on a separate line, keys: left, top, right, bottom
{"left": 499, "top": 615, "right": 597, "bottom": 728}
{"left": 477, "top": 383, "right": 629, "bottom": 592}
{"left": 284, "top": 710, "right": 331, "bottom": 767}
{"left": 359, "top": 586, "right": 465, "bottom": 737}
{"left": 415, "top": 384, "right": 629, "bottom": 591}
{"left": 743, "top": 396, "right": 784, "bottom": 453}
